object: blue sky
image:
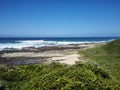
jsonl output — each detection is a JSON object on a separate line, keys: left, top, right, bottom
{"left": 0, "top": 0, "right": 120, "bottom": 37}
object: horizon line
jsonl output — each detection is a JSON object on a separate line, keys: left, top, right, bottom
{"left": 0, "top": 36, "right": 119, "bottom": 38}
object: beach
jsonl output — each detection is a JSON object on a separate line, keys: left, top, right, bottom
{"left": 0, "top": 43, "right": 104, "bottom": 65}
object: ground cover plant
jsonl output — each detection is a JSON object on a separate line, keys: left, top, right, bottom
{"left": 0, "top": 61, "right": 119, "bottom": 90}
{"left": 79, "top": 39, "right": 120, "bottom": 84}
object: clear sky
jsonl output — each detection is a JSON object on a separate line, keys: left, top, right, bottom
{"left": 0, "top": 0, "right": 120, "bottom": 37}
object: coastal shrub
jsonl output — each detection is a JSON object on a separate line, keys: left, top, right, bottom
{"left": 0, "top": 62, "right": 119, "bottom": 90}
{"left": 104, "top": 39, "right": 120, "bottom": 54}
{"left": 79, "top": 39, "right": 120, "bottom": 84}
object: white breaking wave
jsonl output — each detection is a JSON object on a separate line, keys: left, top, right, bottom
{"left": 0, "top": 39, "right": 114, "bottom": 51}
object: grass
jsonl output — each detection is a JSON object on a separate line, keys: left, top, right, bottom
{"left": 0, "top": 62, "right": 119, "bottom": 90}
{"left": 79, "top": 39, "right": 120, "bottom": 83}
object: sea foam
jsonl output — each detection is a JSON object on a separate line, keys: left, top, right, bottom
{"left": 0, "top": 39, "right": 114, "bottom": 51}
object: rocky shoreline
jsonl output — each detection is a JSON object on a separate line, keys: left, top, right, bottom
{"left": 0, "top": 43, "right": 105, "bottom": 66}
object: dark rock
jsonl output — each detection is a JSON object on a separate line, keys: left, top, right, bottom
{"left": 22, "top": 47, "right": 37, "bottom": 51}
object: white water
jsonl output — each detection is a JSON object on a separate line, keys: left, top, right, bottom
{"left": 0, "top": 39, "right": 114, "bottom": 50}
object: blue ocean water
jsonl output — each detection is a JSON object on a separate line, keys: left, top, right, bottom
{"left": 0, "top": 37, "right": 119, "bottom": 50}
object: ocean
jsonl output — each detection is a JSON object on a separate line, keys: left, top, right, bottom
{"left": 0, "top": 37, "right": 119, "bottom": 50}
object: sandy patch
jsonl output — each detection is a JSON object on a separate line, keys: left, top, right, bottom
{"left": 51, "top": 54, "right": 82, "bottom": 65}
{"left": 1, "top": 52, "right": 64, "bottom": 58}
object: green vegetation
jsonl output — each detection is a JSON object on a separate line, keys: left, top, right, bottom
{"left": 0, "top": 39, "right": 120, "bottom": 89}
{"left": 0, "top": 62, "right": 119, "bottom": 90}
{"left": 79, "top": 39, "right": 120, "bottom": 83}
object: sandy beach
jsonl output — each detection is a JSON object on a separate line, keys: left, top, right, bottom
{"left": 0, "top": 43, "right": 104, "bottom": 65}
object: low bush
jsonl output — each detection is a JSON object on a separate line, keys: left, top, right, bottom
{"left": 79, "top": 39, "right": 120, "bottom": 84}
{"left": 0, "top": 62, "right": 119, "bottom": 90}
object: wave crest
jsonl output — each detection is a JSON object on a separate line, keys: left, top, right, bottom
{"left": 0, "top": 39, "right": 114, "bottom": 50}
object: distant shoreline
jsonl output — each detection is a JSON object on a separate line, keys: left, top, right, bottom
{"left": 0, "top": 42, "right": 105, "bottom": 66}
{"left": 0, "top": 37, "right": 117, "bottom": 51}
{"left": 1, "top": 42, "right": 105, "bottom": 51}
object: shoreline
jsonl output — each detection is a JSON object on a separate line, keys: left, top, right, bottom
{"left": 0, "top": 42, "right": 105, "bottom": 66}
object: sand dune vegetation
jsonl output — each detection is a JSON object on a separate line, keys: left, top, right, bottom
{"left": 0, "top": 39, "right": 120, "bottom": 89}
{"left": 0, "top": 62, "right": 119, "bottom": 90}
{"left": 79, "top": 39, "right": 120, "bottom": 84}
